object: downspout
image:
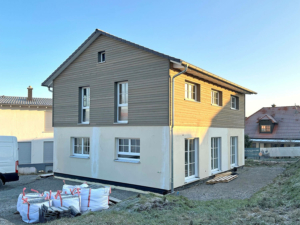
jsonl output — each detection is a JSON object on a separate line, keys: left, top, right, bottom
{"left": 170, "top": 63, "right": 189, "bottom": 193}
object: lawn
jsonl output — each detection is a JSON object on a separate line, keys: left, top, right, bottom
{"left": 49, "top": 160, "right": 300, "bottom": 225}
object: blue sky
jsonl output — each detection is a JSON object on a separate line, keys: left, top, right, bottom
{"left": 0, "top": 0, "right": 299, "bottom": 116}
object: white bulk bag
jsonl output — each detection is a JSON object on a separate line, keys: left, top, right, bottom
{"left": 42, "top": 191, "right": 56, "bottom": 199}
{"left": 81, "top": 186, "right": 111, "bottom": 212}
{"left": 62, "top": 181, "right": 88, "bottom": 195}
{"left": 52, "top": 192, "right": 81, "bottom": 212}
{"left": 20, "top": 198, "right": 52, "bottom": 224}
{"left": 17, "top": 188, "right": 44, "bottom": 213}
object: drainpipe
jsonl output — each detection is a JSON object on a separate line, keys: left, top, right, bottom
{"left": 170, "top": 63, "right": 189, "bottom": 193}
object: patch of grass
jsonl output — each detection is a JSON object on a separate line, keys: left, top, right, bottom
{"left": 49, "top": 161, "right": 300, "bottom": 225}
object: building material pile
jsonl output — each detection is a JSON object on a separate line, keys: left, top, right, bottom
{"left": 16, "top": 180, "right": 113, "bottom": 223}
{"left": 206, "top": 172, "right": 238, "bottom": 184}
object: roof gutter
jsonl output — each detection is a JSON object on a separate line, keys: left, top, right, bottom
{"left": 170, "top": 63, "right": 189, "bottom": 193}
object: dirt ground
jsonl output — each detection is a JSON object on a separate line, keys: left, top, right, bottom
{"left": 177, "top": 165, "right": 285, "bottom": 201}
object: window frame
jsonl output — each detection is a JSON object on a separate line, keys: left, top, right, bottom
{"left": 185, "top": 82, "right": 197, "bottom": 101}
{"left": 211, "top": 90, "right": 220, "bottom": 106}
{"left": 231, "top": 96, "right": 238, "bottom": 110}
{"left": 261, "top": 125, "right": 271, "bottom": 132}
{"left": 211, "top": 137, "right": 221, "bottom": 172}
{"left": 98, "top": 51, "right": 105, "bottom": 63}
{"left": 72, "top": 137, "right": 90, "bottom": 157}
{"left": 116, "top": 138, "right": 140, "bottom": 162}
{"left": 230, "top": 136, "right": 238, "bottom": 167}
{"left": 117, "top": 81, "right": 128, "bottom": 123}
{"left": 81, "top": 87, "right": 90, "bottom": 124}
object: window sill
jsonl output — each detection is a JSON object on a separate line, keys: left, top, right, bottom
{"left": 211, "top": 104, "right": 221, "bottom": 107}
{"left": 231, "top": 164, "right": 238, "bottom": 168}
{"left": 70, "top": 155, "right": 90, "bottom": 159}
{"left": 113, "top": 122, "right": 128, "bottom": 125}
{"left": 77, "top": 123, "right": 90, "bottom": 125}
{"left": 185, "top": 177, "right": 200, "bottom": 184}
{"left": 211, "top": 170, "right": 222, "bottom": 175}
{"left": 114, "top": 159, "right": 140, "bottom": 164}
{"left": 230, "top": 108, "right": 239, "bottom": 110}
{"left": 98, "top": 61, "right": 106, "bottom": 64}
{"left": 184, "top": 99, "right": 201, "bottom": 103}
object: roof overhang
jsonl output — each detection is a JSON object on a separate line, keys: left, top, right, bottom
{"left": 250, "top": 139, "right": 300, "bottom": 143}
{"left": 171, "top": 61, "right": 257, "bottom": 95}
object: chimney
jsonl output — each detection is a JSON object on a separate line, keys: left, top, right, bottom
{"left": 271, "top": 104, "right": 276, "bottom": 107}
{"left": 27, "top": 86, "right": 33, "bottom": 101}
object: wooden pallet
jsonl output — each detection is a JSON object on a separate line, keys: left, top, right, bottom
{"left": 206, "top": 175, "right": 238, "bottom": 184}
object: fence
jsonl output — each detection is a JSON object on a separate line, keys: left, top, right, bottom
{"left": 261, "top": 147, "right": 300, "bottom": 157}
{"left": 245, "top": 148, "right": 260, "bottom": 159}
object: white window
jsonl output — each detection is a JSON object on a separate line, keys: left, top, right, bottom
{"left": 211, "top": 90, "right": 220, "bottom": 106}
{"left": 81, "top": 87, "right": 90, "bottom": 124}
{"left": 231, "top": 96, "right": 238, "bottom": 109}
{"left": 230, "top": 137, "right": 238, "bottom": 166}
{"left": 117, "top": 138, "right": 140, "bottom": 161}
{"left": 261, "top": 125, "right": 271, "bottom": 132}
{"left": 185, "top": 139, "right": 197, "bottom": 180}
{"left": 185, "top": 82, "right": 197, "bottom": 101}
{"left": 72, "top": 137, "right": 90, "bottom": 156}
{"left": 211, "top": 137, "right": 221, "bottom": 171}
{"left": 98, "top": 51, "right": 105, "bottom": 63}
{"left": 117, "top": 82, "right": 128, "bottom": 123}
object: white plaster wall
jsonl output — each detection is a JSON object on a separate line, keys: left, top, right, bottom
{"left": 0, "top": 106, "right": 54, "bottom": 164}
{"left": 173, "top": 127, "right": 244, "bottom": 188}
{"left": 54, "top": 126, "right": 170, "bottom": 190}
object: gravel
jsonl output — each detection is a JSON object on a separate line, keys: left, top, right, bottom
{"left": 177, "top": 166, "right": 285, "bottom": 201}
{"left": 0, "top": 175, "right": 138, "bottom": 224}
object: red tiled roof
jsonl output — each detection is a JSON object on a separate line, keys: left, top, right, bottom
{"left": 257, "top": 114, "right": 277, "bottom": 123}
{"left": 245, "top": 106, "right": 300, "bottom": 140}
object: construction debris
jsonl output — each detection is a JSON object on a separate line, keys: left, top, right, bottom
{"left": 40, "top": 173, "right": 54, "bottom": 178}
{"left": 214, "top": 171, "right": 232, "bottom": 178}
{"left": 206, "top": 175, "right": 238, "bottom": 184}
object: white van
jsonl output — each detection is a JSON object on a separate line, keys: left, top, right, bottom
{"left": 0, "top": 136, "right": 19, "bottom": 185}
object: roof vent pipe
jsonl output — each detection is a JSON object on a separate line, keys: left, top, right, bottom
{"left": 27, "top": 86, "right": 33, "bottom": 101}
{"left": 170, "top": 63, "right": 189, "bottom": 193}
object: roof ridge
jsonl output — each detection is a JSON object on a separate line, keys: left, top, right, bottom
{"left": 0, "top": 95, "right": 52, "bottom": 99}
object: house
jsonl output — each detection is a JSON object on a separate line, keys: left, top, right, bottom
{"left": 0, "top": 86, "right": 53, "bottom": 172}
{"left": 245, "top": 105, "right": 300, "bottom": 148}
{"left": 42, "top": 29, "right": 256, "bottom": 194}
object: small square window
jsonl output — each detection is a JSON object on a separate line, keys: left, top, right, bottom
{"left": 117, "top": 138, "right": 140, "bottom": 161}
{"left": 261, "top": 125, "right": 271, "bottom": 132}
{"left": 72, "top": 137, "right": 90, "bottom": 156}
{"left": 98, "top": 51, "right": 105, "bottom": 63}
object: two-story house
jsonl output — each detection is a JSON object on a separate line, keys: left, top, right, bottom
{"left": 0, "top": 86, "right": 54, "bottom": 173}
{"left": 246, "top": 105, "right": 300, "bottom": 148}
{"left": 42, "top": 29, "right": 256, "bottom": 194}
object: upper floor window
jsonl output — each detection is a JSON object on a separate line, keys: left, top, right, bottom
{"left": 261, "top": 125, "right": 271, "bottom": 132}
{"left": 117, "top": 81, "right": 128, "bottom": 123}
{"left": 231, "top": 96, "right": 239, "bottom": 110}
{"left": 211, "top": 90, "right": 222, "bottom": 106}
{"left": 81, "top": 87, "right": 90, "bottom": 124}
{"left": 185, "top": 82, "right": 197, "bottom": 101}
{"left": 72, "top": 137, "right": 90, "bottom": 157}
{"left": 98, "top": 51, "right": 105, "bottom": 63}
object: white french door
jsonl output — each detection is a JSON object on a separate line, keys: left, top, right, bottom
{"left": 185, "top": 139, "right": 197, "bottom": 180}
{"left": 230, "top": 137, "right": 238, "bottom": 166}
{"left": 211, "top": 137, "right": 221, "bottom": 172}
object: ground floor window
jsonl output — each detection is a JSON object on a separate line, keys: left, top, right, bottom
{"left": 72, "top": 137, "right": 90, "bottom": 156}
{"left": 117, "top": 138, "right": 140, "bottom": 161}
{"left": 185, "top": 139, "right": 197, "bottom": 179}
{"left": 230, "top": 137, "right": 238, "bottom": 166}
{"left": 211, "top": 137, "right": 221, "bottom": 171}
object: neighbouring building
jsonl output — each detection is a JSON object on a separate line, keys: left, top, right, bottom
{"left": 245, "top": 105, "right": 300, "bottom": 148}
{"left": 0, "top": 86, "right": 53, "bottom": 172}
{"left": 42, "top": 29, "right": 256, "bottom": 194}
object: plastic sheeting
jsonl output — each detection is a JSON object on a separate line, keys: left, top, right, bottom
{"left": 81, "top": 186, "right": 111, "bottom": 212}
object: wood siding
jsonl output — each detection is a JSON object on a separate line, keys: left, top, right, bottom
{"left": 53, "top": 35, "right": 170, "bottom": 127}
{"left": 170, "top": 68, "right": 245, "bottom": 128}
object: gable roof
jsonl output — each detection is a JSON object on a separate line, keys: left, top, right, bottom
{"left": 257, "top": 114, "right": 277, "bottom": 123}
{"left": 245, "top": 106, "right": 300, "bottom": 140}
{"left": 0, "top": 96, "right": 52, "bottom": 107}
{"left": 41, "top": 29, "right": 256, "bottom": 94}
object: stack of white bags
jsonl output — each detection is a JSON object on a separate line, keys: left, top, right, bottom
{"left": 17, "top": 181, "right": 111, "bottom": 223}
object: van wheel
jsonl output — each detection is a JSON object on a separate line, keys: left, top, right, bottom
{"left": 0, "top": 177, "right": 4, "bottom": 186}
